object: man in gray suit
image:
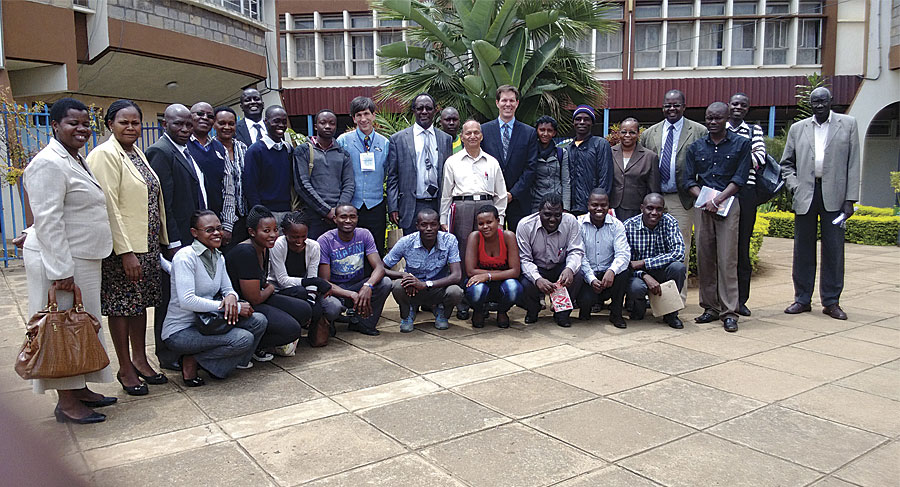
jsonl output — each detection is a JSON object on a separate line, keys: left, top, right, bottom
{"left": 386, "top": 93, "right": 453, "bottom": 235}
{"left": 782, "top": 87, "right": 860, "bottom": 320}
{"left": 639, "top": 89, "right": 707, "bottom": 301}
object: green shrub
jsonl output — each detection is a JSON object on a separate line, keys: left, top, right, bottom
{"left": 855, "top": 205, "right": 894, "bottom": 217}
{"left": 757, "top": 211, "right": 900, "bottom": 246}
{"left": 687, "top": 217, "right": 769, "bottom": 276}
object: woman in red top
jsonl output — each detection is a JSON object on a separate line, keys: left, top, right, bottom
{"left": 464, "top": 205, "right": 523, "bottom": 328}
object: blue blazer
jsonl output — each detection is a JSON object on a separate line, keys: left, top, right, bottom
{"left": 481, "top": 119, "right": 538, "bottom": 215}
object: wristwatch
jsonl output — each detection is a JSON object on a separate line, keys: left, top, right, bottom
{"left": 426, "top": 280, "right": 434, "bottom": 288}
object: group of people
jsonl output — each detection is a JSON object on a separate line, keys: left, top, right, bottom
{"left": 19, "top": 82, "right": 859, "bottom": 424}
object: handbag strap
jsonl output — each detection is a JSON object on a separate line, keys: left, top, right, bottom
{"left": 46, "top": 282, "right": 84, "bottom": 312}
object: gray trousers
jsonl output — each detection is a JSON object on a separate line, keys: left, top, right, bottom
{"left": 322, "top": 277, "right": 392, "bottom": 331}
{"left": 392, "top": 281, "right": 464, "bottom": 319}
{"left": 695, "top": 200, "right": 741, "bottom": 320}
{"left": 163, "top": 312, "right": 267, "bottom": 378}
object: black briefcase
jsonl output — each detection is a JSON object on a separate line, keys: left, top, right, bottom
{"left": 755, "top": 154, "right": 785, "bottom": 204}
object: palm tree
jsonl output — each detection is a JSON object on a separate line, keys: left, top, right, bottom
{"left": 372, "top": 0, "right": 616, "bottom": 128}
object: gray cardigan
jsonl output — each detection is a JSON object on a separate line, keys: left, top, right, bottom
{"left": 162, "top": 246, "right": 238, "bottom": 340}
{"left": 292, "top": 141, "right": 355, "bottom": 217}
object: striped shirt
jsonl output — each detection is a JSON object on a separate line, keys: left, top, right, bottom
{"left": 727, "top": 121, "right": 767, "bottom": 185}
{"left": 622, "top": 213, "right": 685, "bottom": 279}
{"left": 221, "top": 138, "right": 248, "bottom": 231}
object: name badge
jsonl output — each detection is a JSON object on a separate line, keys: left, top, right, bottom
{"left": 360, "top": 152, "right": 376, "bottom": 172}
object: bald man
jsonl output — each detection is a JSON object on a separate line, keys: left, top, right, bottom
{"left": 187, "top": 101, "right": 227, "bottom": 218}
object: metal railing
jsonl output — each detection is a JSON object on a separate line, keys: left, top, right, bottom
{"left": 1, "top": 103, "right": 162, "bottom": 266}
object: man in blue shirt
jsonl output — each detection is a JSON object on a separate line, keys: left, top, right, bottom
{"left": 243, "top": 106, "right": 293, "bottom": 222}
{"left": 682, "top": 102, "right": 751, "bottom": 332}
{"left": 383, "top": 208, "right": 463, "bottom": 332}
{"left": 337, "top": 96, "right": 389, "bottom": 256}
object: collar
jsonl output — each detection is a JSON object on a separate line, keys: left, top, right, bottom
{"left": 726, "top": 120, "right": 749, "bottom": 132}
{"left": 190, "top": 133, "right": 215, "bottom": 148}
{"left": 640, "top": 217, "right": 661, "bottom": 232}
{"left": 413, "top": 123, "right": 435, "bottom": 137}
{"left": 413, "top": 232, "right": 445, "bottom": 251}
{"left": 578, "top": 212, "right": 611, "bottom": 229}
{"left": 48, "top": 137, "right": 84, "bottom": 162}
{"left": 261, "top": 133, "right": 286, "bottom": 151}
{"left": 356, "top": 127, "right": 376, "bottom": 140}
{"left": 313, "top": 136, "right": 334, "bottom": 151}
{"left": 813, "top": 112, "right": 833, "bottom": 127}
{"left": 245, "top": 118, "right": 264, "bottom": 129}
{"left": 704, "top": 129, "right": 735, "bottom": 145}
{"left": 665, "top": 117, "right": 685, "bottom": 132}
{"left": 190, "top": 239, "right": 221, "bottom": 260}
{"left": 463, "top": 148, "right": 487, "bottom": 162}
{"left": 498, "top": 116, "right": 516, "bottom": 129}
{"left": 164, "top": 133, "right": 188, "bottom": 153}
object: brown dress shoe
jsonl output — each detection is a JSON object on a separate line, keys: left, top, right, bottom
{"left": 784, "top": 302, "right": 812, "bottom": 314}
{"left": 823, "top": 304, "right": 848, "bottom": 320}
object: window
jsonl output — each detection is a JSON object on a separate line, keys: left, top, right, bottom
{"left": 635, "top": 23, "right": 661, "bottom": 68}
{"left": 667, "top": 2, "right": 693, "bottom": 18}
{"left": 293, "top": 15, "right": 313, "bottom": 30}
{"left": 350, "top": 13, "right": 372, "bottom": 28}
{"left": 700, "top": 2, "right": 725, "bottom": 16}
{"left": 634, "top": 4, "right": 661, "bottom": 18}
{"left": 351, "top": 34, "right": 374, "bottom": 75}
{"left": 572, "top": 35, "right": 593, "bottom": 58}
{"left": 293, "top": 34, "right": 315, "bottom": 77}
{"left": 279, "top": 34, "right": 287, "bottom": 75}
{"left": 596, "top": 25, "right": 622, "bottom": 69}
{"left": 763, "top": 18, "right": 789, "bottom": 64}
{"left": 378, "top": 18, "right": 402, "bottom": 27}
{"left": 731, "top": 20, "right": 757, "bottom": 65}
{"left": 797, "top": 18, "right": 822, "bottom": 64}
{"left": 698, "top": 21, "right": 724, "bottom": 66}
{"left": 733, "top": 1, "right": 757, "bottom": 15}
{"left": 665, "top": 22, "right": 692, "bottom": 67}
{"left": 322, "top": 33, "right": 344, "bottom": 76}
{"left": 321, "top": 14, "right": 343, "bottom": 29}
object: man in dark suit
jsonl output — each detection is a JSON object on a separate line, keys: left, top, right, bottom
{"left": 146, "top": 103, "right": 205, "bottom": 369}
{"left": 480, "top": 85, "right": 538, "bottom": 230}
{"left": 386, "top": 93, "right": 453, "bottom": 236}
{"left": 234, "top": 88, "right": 265, "bottom": 147}
{"left": 639, "top": 89, "right": 708, "bottom": 302}
{"left": 782, "top": 87, "right": 860, "bottom": 320}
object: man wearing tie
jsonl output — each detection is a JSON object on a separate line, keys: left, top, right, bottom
{"left": 639, "top": 89, "right": 707, "bottom": 301}
{"left": 480, "top": 85, "right": 537, "bottom": 230}
{"left": 782, "top": 87, "right": 860, "bottom": 321}
{"left": 234, "top": 88, "right": 266, "bottom": 146}
{"left": 386, "top": 93, "right": 453, "bottom": 236}
{"left": 146, "top": 104, "right": 207, "bottom": 369}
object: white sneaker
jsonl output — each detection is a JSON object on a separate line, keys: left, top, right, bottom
{"left": 235, "top": 361, "right": 254, "bottom": 370}
{"left": 252, "top": 350, "right": 274, "bottom": 362}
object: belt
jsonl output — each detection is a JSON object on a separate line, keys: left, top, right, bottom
{"left": 416, "top": 197, "right": 438, "bottom": 202}
{"left": 453, "top": 194, "right": 492, "bottom": 201}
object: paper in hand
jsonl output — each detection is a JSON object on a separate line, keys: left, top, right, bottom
{"left": 648, "top": 280, "right": 685, "bottom": 317}
{"left": 549, "top": 286, "right": 574, "bottom": 312}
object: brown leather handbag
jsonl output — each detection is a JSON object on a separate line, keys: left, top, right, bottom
{"left": 15, "top": 284, "right": 110, "bottom": 380}
{"left": 307, "top": 316, "right": 329, "bottom": 348}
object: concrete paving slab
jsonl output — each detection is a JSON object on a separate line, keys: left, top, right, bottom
{"left": 182, "top": 369, "right": 322, "bottom": 421}
{"left": 504, "top": 344, "right": 592, "bottom": 369}
{"left": 453, "top": 371, "right": 595, "bottom": 419}
{"left": 338, "top": 327, "right": 443, "bottom": 352}
{"left": 836, "top": 324, "right": 900, "bottom": 347}
{"left": 836, "top": 365, "right": 900, "bottom": 401}
{"left": 523, "top": 398, "right": 692, "bottom": 461}
{"left": 218, "top": 397, "right": 346, "bottom": 439}
{"left": 554, "top": 465, "right": 663, "bottom": 486}
{"left": 741, "top": 346, "right": 870, "bottom": 381}
{"left": 793, "top": 335, "right": 900, "bottom": 365}
{"left": 708, "top": 406, "right": 886, "bottom": 472}
{"left": 662, "top": 328, "right": 780, "bottom": 359}
{"left": 682, "top": 361, "right": 822, "bottom": 402}
{"left": 834, "top": 441, "right": 900, "bottom": 487}
{"left": 239, "top": 414, "right": 405, "bottom": 486}
{"left": 303, "top": 454, "right": 467, "bottom": 487}
{"left": 730, "top": 319, "right": 826, "bottom": 345}
{"left": 331, "top": 376, "right": 441, "bottom": 412}
{"left": 272, "top": 338, "right": 368, "bottom": 369}
{"left": 620, "top": 433, "right": 820, "bottom": 487}
{"left": 378, "top": 339, "right": 494, "bottom": 374}
{"left": 83, "top": 423, "right": 229, "bottom": 471}
{"left": 611, "top": 377, "right": 766, "bottom": 429}
{"left": 782, "top": 384, "right": 900, "bottom": 436}
{"left": 359, "top": 391, "right": 510, "bottom": 448}
{"left": 454, "top": 329, "right": 566, "bottom": 357}
{"left": 289, "top": 353, "right": 415, "bottom": 395}
{"left": 423, "top": 358, "right": 523, "bottom": 389}
{"left": 605, "top": 342, "right": 726, "bottom": 375}
{"left": 809, "top": 476, "right": 866, "bottom": 487}
{"left": 421, "top": 423, "right": 603, "bottom": 487}
{"left": 535, "top": 355, "right": 666, "bottom": 395}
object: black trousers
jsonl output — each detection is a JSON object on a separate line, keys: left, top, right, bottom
{"left": 577, "top": 269, "right": 631, "bottom": 318}
{"left": 793, "top": 180, "right": 845, "bottom": 307}
{"left": 737, "top": 184, "right": 758, "bottom": 306}
{"left": 154, "top": 270, "right": 180, "bottom": 369}
{"left": 358, "top": 200, "right": 387, "bottom": 257}
{"left": 307, "top": 214, "right": 336, "bottom": 240}
{"left": 254, "top": 292, "right": 309, "bottom": 348}
{"left": 402, "top": 198, "right": 440, "bottom": 235}
{"left": 519, "top": 262, "right": 583, "bottom": 323}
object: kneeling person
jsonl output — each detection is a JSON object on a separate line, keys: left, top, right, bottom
{"left": 318, "top": 204, "right": 392, "bottom": 336}
{"left": 383, "top": 208, "right": 463, "bottom": 332}
{"left": 624, "top": 193, "right": 687, "bottom": 329}
{"left": 577, "top": 189, "right": 632, "bottom": 328}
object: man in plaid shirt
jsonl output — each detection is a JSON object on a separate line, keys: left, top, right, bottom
{"left": 623, "top": 193, "right": 686, "bottom": 329}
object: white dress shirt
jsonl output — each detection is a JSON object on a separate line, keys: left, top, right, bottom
{"left": 165, "top": 133, "right": 207, "bottom": 249}
{"left": 659, "top": 117, "right": 684, "bottom": 191}
{"left": 412, "top": 123, "right": 439, "bottom": 198}
{"left": 245, "top": 118, "right": 265, "bottom": 144}
{"left": 439, "top": 149, "right": 508, "bottom": 225}
{"left": 813, "top": 112, "right": 831, "bottom": 178}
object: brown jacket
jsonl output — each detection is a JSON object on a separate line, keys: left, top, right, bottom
{"left": 610, "top": 143, "right": 661, "bottom": 211}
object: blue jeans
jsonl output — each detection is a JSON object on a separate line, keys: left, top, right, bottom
{"left": 465, "top": 279, "right": 522, "bottom": 313}
{"left": 163, "top": 312, "right": 267, "bottom": 378}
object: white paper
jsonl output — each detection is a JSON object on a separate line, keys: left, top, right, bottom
{"left": 648, "top": 280, "right": 685, "bottom": 316}
{"left": 360, "top": 152, "right": 376, "bottom": 171}
{"left": 694, "top": 186, "right": 734, "bottom": 217}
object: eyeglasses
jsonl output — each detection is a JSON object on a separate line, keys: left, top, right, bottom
{"left": 619, "top": 130, "right": 638, "bottom": 135}
{"left": 193, "top": 112, "right": 215, "bottom": 119}
{"left": 198, "top": 226, "right": 224, "bottom": 234}
{"left": 663, "top": 104, "right": 683, "bottom": 109}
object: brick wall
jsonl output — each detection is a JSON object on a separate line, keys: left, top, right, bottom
{"left": 107, "top": 0, "right": 267, "bottom": 56}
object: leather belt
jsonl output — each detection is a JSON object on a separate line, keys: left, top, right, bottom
{"left": 453, "top": 194, "right": 492, "bottom": 201}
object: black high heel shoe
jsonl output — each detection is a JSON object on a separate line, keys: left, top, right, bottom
{"left": 54, "top": 406, "right": 106, "bottom": 424}
{"left": 80, "top": 396, "right": 118, "bottom": 408}
{"left": 182, "top": 376, "right": 205, "bottom": 387}
{"left": 134, "top": 365, "right": 168, "bottom": 385}
{"left": 117, "top": 372, "right": 149, "bottom": 396}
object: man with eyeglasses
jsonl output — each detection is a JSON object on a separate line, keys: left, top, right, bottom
{"left": 187, "top": 102, "right": 227, "bottom": 219}
{"left": 386, "top": 93, "right": 453, "bottom": 235}
{"left": 639, "top": 89, "right": 707, "bottom": 302}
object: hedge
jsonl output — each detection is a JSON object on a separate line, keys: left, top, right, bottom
{"left": 688, "top": 217, "right": 770, "bottom": 276}
{"left": 757, "top": 211, "right": 900, "bottom": 246}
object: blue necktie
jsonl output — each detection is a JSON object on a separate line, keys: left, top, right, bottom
{"left": 659, "top": 125, "right": 674, "bottom": 187}
{"left": 253, "top": 124, "right": 263, "bottom": 144}
{"left": 501, "top": 123, "right": 511, "bottom": 160}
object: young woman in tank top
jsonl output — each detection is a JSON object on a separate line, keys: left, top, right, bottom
{"left": 463, "top": 205, "right": 523, "bottom": 328}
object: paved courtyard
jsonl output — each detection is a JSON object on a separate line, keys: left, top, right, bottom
{"left": 0, "top": 237, "right": 897, "bottom": 486}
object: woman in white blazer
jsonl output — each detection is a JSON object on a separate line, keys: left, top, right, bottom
{"left": 87, "top": 100, "right": 170, "bottom": 397}
{"left": 23, "top": 98, "right": 115, "bottom": 424}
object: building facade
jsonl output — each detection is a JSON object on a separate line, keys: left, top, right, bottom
{"left": 277, "top": 0, "right": 899, "bottom": 206}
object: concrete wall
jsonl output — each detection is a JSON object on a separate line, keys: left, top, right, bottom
{"left": 860, "top": 137, "right": 900, "bottom": 207}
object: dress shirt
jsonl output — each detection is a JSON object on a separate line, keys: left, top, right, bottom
{"left": 439, "top": 149, "right": 508, "bottom": 225}
{"left": 623, "top": 213, "right": 685, "bottom": 279}
{"left": 221, "top": 139, "right": 248, "bottom": 231}
{"left": 813, "top": 112, "right": 831, "bottom": 178}
{"left": 727, "top": 121, "right": 767, "bottom": 185}
{"left": 516, "top": 212, "right": 584, "bottom": 282}
{"left": 412, "top": 123, "right": 439, "bottom": 198}
{"left": 166, "top": 133, "right": 208, "bottom": 208}
{"left": 383, "top": 231, "right": 460, "bottom": 281}
{"left": 682, "top": 131, "right": 751, "bottom": 192}
{"left": 337, "top": 128, "right": 388, "bottom": 210}
{"left": 578, "top": 214, "right": 630, "bottom": 283}
{"left": 245, "top": 118, "right": 266, "bottom": 144}
{"left": 499, "top": 116, "right": 515, "bottom": 137}
{"left": 659, "top": 117, "right": 684, "bottom": 193}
